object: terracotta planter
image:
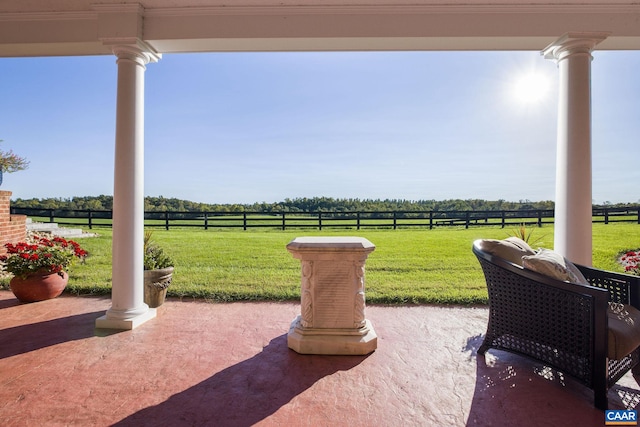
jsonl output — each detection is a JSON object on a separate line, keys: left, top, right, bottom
{"left": 9, "top": 271, "right": 69, "bottom": 303}
{"left": 144, "top": 267, "right": 174, "bottom": 308}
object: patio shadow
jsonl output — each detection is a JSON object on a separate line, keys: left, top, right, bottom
{"left": 464, "top": 333, "right": 640, "bottom": 426}
{"left": 113, "top": 334, "right": 369, "bottom": 427}
{"left": 0, "top": 310, "right": 109, "bottom": 359}
{"left": 0, "top": 295, "right": 21, "bottom": 310}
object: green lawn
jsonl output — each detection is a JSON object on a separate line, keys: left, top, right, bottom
{"left": 3, "top": 223, "right": 639, "bottom": 304}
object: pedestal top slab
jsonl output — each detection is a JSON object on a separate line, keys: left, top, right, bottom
{"left": 287, "top": 236, "right": 375, "bottom": 252}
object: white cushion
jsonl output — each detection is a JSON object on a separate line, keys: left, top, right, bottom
{"left": 608, "top": 303, "right": 640, "bottom": 359}
{"left": 522, "top": 248, "right": 589, "bottom": 285}
{"left": 478, "top": 237, "right": 535, "bottom": 267}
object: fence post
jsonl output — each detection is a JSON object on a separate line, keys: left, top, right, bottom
{"left": 357, "top": 212, "right": 360, "bottom": 230}
{"left": 393, "top": 212, "right": 397, "bottom": 230}
{"left": 318, "top": 212, "right": 322, "bottom": 230}
{"left": 88, "top": 209, "right": 93, "bottom": 229}
{"left": 537, "top": 210, "right": 542, "bottom": 227}
{"left": 604, "top": 208, "right": 609, "bottom": 225}
{"left": 465, "top": 212, "right": 470, "bottom": 229}
{"left": 49, "top": 209, "right": 55, "bottom": 223}
{"left": 282, "top": 212, "right": 286, "bottom": 231}
{"left": 429, "top": 212, "right": 433, "bottom": 230}
{"left": 243, "top": 212, "right": 247, "bottom": 231}
{"left": 165, "top": 212, "right": 170, "bottom": 230}
{"left": 204, "top": 213, "right": 208, "bottom": 230}
{"left": 637, "top": 207, "right": 640, "bottom": 225}
{"left": 501, "top": 211, "right": 505, "bottom": 228}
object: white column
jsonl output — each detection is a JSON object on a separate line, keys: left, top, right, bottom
{"left": 96, "top": 43, "right": 160, "bottom": 330}
{"left": 543, "top": 33, "right": 608, "bottom": 266}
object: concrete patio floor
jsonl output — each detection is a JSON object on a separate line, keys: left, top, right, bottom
{"left": 1, "top": 290, "right": 640, "bottom": 426}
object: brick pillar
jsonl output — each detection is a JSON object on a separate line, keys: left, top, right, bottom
{"left": 0, "top": 190, "right": 26, "bottom": 255}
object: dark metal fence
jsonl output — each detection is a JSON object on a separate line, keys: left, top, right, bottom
{"left": 10, "top": 206, "right": 640, "bottom": 230}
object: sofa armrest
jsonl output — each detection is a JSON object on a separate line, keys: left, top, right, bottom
{"left": 576, "top": 264, "right": 640, "bottom": 308}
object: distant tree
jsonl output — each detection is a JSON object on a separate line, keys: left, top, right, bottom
{"left": 13, "top": 195, "right": 639, "bottom": 214}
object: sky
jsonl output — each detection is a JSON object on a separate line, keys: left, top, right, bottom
{"left": 1, "top": 50, "right": 638, "bottom": 205}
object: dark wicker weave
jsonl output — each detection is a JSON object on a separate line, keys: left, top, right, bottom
{"left": 473, "top": 240, "right": 640, "bottom": 410}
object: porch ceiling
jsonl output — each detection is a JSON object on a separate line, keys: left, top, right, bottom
{"left": 1, "top": 1, "right": 640, "bottom": 57}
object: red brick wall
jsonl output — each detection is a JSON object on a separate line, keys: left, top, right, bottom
{"left": 0, "top": 190, "right": 26, "bottom": 255}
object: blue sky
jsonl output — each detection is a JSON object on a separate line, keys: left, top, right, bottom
{"left": 1, "top": 50, "right": 638, "bottom": 204}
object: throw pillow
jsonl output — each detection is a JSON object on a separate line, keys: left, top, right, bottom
{"left": 522, "top": 248, "right": 589, "bottom": 285}
{"left": 477, "top": 237, "right": 536, "bottom": 266}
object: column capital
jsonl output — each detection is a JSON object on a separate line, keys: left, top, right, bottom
{"left": 106, "top": 39, "right": 161, "bottom": 66}
{"left": 542, "top": 32, "right": 610, "bottom": 62}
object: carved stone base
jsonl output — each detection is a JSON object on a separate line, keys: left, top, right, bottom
{"left": 287, "top": 315, "right": 377, "bottom": 355}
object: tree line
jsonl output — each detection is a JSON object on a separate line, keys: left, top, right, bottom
{"left": 10, "top": 195, "right": 638, "bottom": 213}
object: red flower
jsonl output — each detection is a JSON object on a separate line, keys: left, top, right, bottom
{"left": 39, "top": 238, "right": 53, "bottom": 247}
{"left": 74, "top": 249, "right": 88, "bottom": 257}
{"left": 1, "top": 236, "right": 88, "bottom": 279}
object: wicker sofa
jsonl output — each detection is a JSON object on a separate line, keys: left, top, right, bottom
{"left": 473, "top": 239, "right": 640, "bottom": 410}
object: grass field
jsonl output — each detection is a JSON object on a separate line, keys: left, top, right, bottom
{"left": 2, "top": 223, "right": 639, "bottom": 304}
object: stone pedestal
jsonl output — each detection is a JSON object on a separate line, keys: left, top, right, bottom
{"left": 286, "top": 236, "right": 377, "bottom": 355}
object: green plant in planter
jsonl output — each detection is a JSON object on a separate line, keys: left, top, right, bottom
{"left": 508, "top": 223, "right": 546, "bottom": 247}
{"left": 143, "top": 231, "right": 174, "bottom": 308}
{"left": 143, "top": 231, "right": 174, "bottom": 270}
{"left": 0, "top": 236, "right": 88, "bottom": 302}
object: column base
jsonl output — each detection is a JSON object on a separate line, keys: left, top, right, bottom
{"left": 287, "top": 316, "right": 377, "bottom": 355}
{"left": 95, "top": 307, "right": 157, "bottom": 330}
